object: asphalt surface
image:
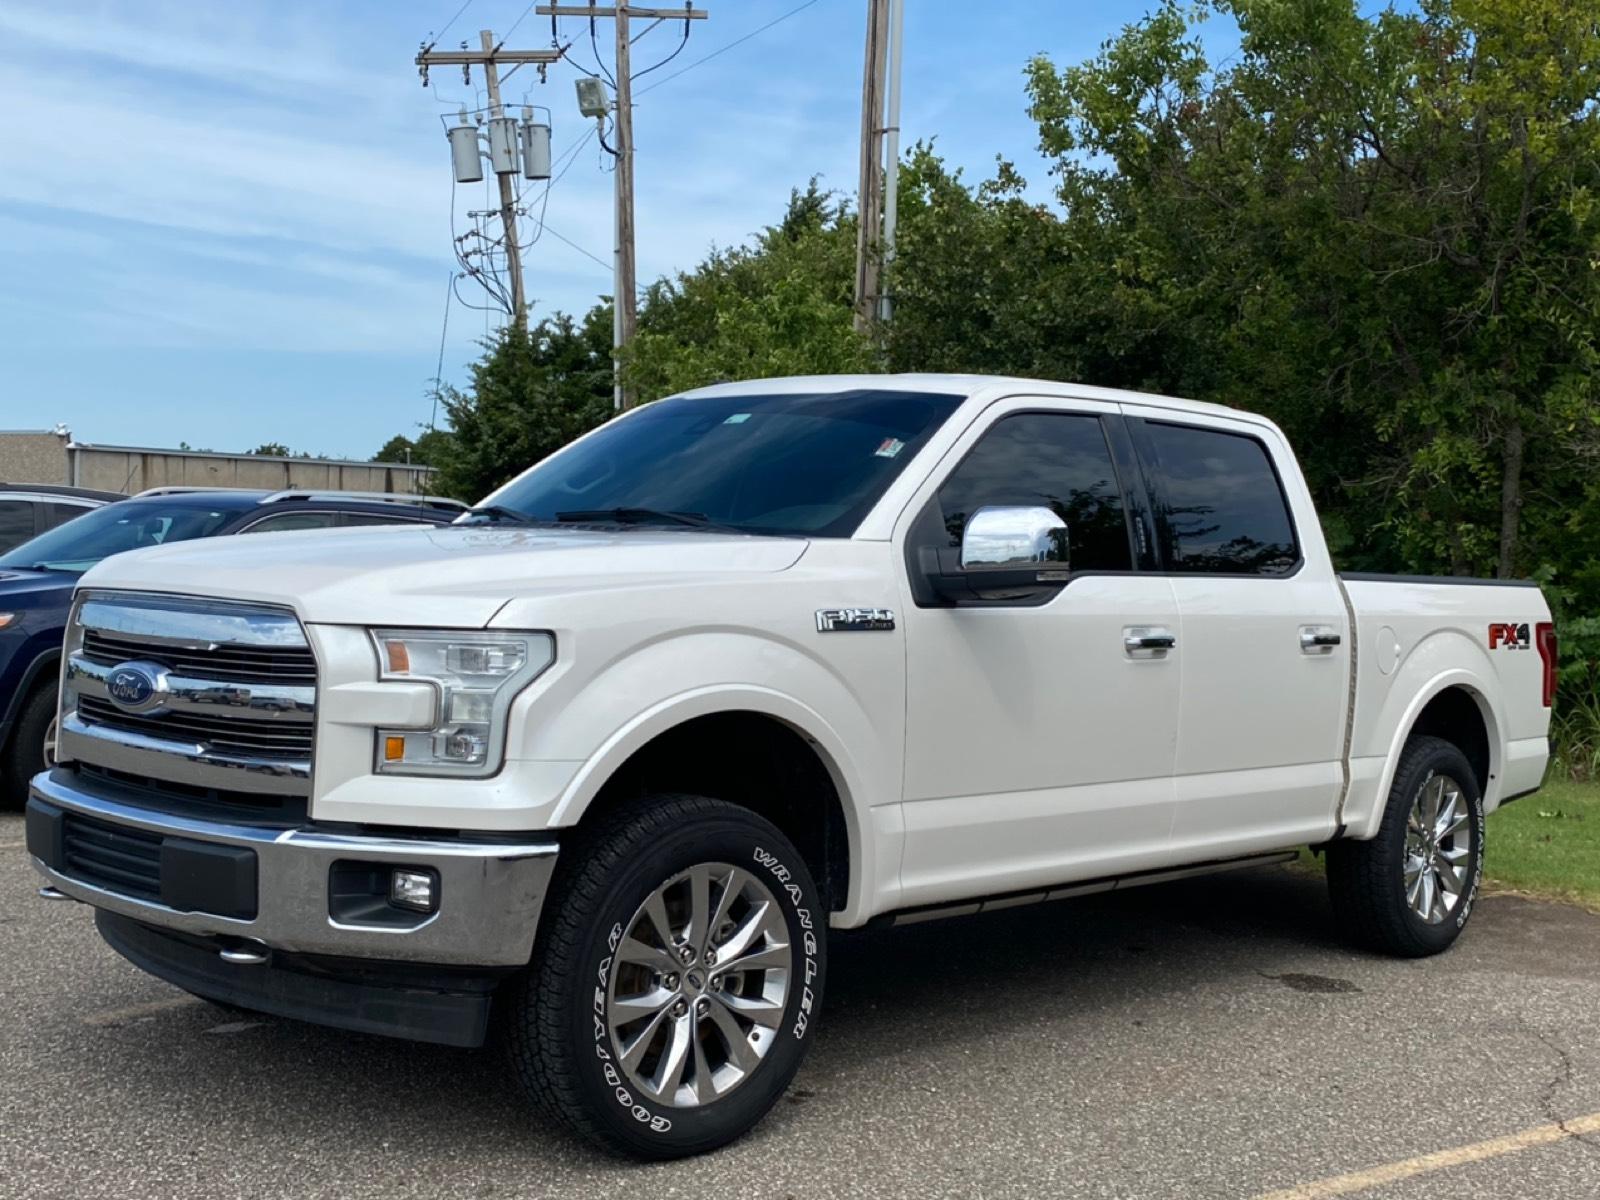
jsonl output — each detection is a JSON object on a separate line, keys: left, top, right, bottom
{"left": 4, "top": 809, "right": 1599, "bottom": 1199}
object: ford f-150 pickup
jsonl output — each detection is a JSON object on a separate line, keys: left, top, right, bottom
{"left": 25, "top": 375, "right": 1554, "bottom": 1158}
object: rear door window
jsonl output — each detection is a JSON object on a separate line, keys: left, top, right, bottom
{"left": 0, "top": 500, "right": 35, "bottom": 552}
{"left": 1142, "top": 422, "right": 1298, "bottom": 575}
{"left": 238, "top": 511, "right": 341, "bottom": 534}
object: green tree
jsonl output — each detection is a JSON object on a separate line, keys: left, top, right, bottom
{"left": 623, "top": 182, "right": 874, "bottom": 399}
{"left": 372, "top": 428, "right": 453, "bottom": 466}
{"left": 431, "top": 310, "right": 614, "bottom": 500}
{"left": 1023, "top": 0, "right": 1600, "bottom": 588}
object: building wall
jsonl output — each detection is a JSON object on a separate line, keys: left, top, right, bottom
{"left": 0, "top": 432, "right": 69, "bottom": 484}
{"left": 67, "top": 447, "right": 437, "bottom": 496}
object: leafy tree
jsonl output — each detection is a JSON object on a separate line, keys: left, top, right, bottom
{"left": 623, "top": 182, "right": 874, "bottom": 399}
{"left": 431, "top": 309, "right": 614, "bottom": 500}
{"left": 372, "top": 428, "right": 453, "bottom": 466}
{"left": 248, "top": 442, "right": 293, "bottom": 457}
{"left": 1023, "top": 0, "right": 1600, "bottom": 587}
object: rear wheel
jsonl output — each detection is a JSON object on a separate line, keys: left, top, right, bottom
{"left": 1326, "top": 735, "right": 1484, "bottom": 957}
{"left": 505, "top": 794, "right": 826, "bottom": 1158}
{"left": 1, "top": 682, "right": 56, "bottom": 810}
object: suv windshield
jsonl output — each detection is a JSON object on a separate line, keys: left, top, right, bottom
{"left": 0, "top": 497, "right": 250, "bottom": 573}
{"left": 482, "top": 389, "right": 963, "bottom": 537}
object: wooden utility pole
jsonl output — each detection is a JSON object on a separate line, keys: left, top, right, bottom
{"left": 853, "top": 0, "right": 889, "bottom": 331}
{"left": 538, "top": 5, "right": 709, "bottom": 409}
{"left": 415, "top": 33, "right": 565, "bottom": 331}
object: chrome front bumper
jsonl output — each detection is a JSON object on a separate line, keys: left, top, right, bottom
{"left": 26, "top": 768, "right": 559, "bottom": 968}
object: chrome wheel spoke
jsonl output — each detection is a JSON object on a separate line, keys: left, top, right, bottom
{"left": 717, "top": 900, "right": 779, "bottom": 963}
{"left": 651, "top": 1013, "right": 694, "bottom": 1101}
{"left": 1404, "top": 773, "right": 1472, "bottom": 925}
{"left": 642, "top": 891, "right": 677, "bottom": 949}
{"left": 686, "top": 866, "right": 713, "bottom": 951}
{"left": 718, "top": 940, "right": 790, "bottom": 974}
{"left": 707, "top": 867, "right": 748, "bottom": 945}
{"left": 690, "top": 1022, "right": 714, "bottom": 1105}
{"left": 617, "top": 936, "right": 678, "bottom": 975}
{"left": 619, "top": 1004, "right": 673, "bottom": 1071}
{"left": 716, "top": 990, "right": 785, "bottom": 1029}
{"left": 610, "top": 984, "right": 675, "bottom": 1025}
{"left": 706, "top": 999, "right": 760, "bottom": 1074}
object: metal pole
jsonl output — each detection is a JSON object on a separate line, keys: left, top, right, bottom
{"left": 878, "top": 0, "right": 904, "bottom": 324}
{"left": 479, "top": 30, "right": 527, "bottom": 331}
{"left": 613, "top": 4, "right": 638, "bottom": 409}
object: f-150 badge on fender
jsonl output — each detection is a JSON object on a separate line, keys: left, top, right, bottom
{"left": 815, "top": 607, "right": 895, "bottom": 633}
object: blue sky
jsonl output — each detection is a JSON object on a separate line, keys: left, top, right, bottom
{"left": 0, "top": 0, "right": 1219, "bottom": 461}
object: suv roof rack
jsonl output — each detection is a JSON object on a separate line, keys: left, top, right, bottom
{"left": 132, "top": 486, "right": 260, "bottom": 498}
{"left": 257, "top": 489, "right": 468, "bottom": 511}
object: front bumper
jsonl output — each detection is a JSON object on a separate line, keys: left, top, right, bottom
{"left": 26, "top": 767, "right": 559, "bottom": 968}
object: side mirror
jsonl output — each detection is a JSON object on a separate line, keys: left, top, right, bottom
{"left": 921, "top": 505, "right": 1071, "bottom": 605}
{"left": 961, "top": 505, "right": 1070, "bottom": 572}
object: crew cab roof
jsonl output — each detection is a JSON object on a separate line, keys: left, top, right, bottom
{"left": 674, "top": 373, "right": 1266, "bottom": 427}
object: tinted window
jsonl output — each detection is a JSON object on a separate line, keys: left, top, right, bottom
{"left": 1144, "top": 422, "right": 1297, "bottom": 575}
{"left": 240, "top": 511, "right": 340, "bottom": 534}
{"left": 936, "top": 413, "right": 1131, "bottom": 571}
{"left": 488, "top": 390, "right": 962, "bottom": 537}
{"left": 0, "top": 498, "right": 248, "bottom": 572}
{"left": 0, "top": 500, "right": 34, "bottom": 553}
{"left": 43, "top": 501, "right": 96, "bottom": 533}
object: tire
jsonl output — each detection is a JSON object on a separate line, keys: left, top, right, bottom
{"left": 1326, "top": 735, "right": 1484, "bottom": 958}
{"left": 505, "top": 794, "right": 826, "bottom": 1159}
{"left": 1, "top": 682, "right": 56, "bottom": 810}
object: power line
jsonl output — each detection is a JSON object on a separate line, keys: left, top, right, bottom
{"left": 429, "top": 268, "right": 453, "bottom": 435}
{"left": 635, "top": 0, "right": 821, "bottom": 98}
{"left": 541, "top": 224, "right": 613, "bottom": 273}
{"left": 423, "top": 0, "right": 477, "bottom": 52}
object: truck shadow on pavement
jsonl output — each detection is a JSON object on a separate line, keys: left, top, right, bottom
{"left": 43, "top": 865, "right": 1361, "bottom": 1165}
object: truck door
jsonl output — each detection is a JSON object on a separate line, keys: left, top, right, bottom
{"left": 1123, "top": 405, "right": 1350, "bottom": 857}
{"left": 896, "top": 398, "right": 1182, "bottom": 910}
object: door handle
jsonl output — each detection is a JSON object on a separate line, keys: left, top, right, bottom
{"left": 1124, "top": 627, "right": 1176, "bottom": 657}
{"left": 1300, "top": 626, "right": 1342, "bottom": 654}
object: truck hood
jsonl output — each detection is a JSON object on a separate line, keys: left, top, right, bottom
{"left": 76, "top": 524, "right": 810, "bottom": 627}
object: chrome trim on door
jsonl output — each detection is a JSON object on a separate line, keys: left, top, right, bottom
{"left": 1299, "top": 625, "right": 1342, "bottom": 654}
{"left": 1123, "top": 626, "right": 1176, "bottom": 657}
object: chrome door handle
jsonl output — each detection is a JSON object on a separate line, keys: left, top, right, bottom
{"left": 1124, "top": 626, "right": 1176, "bottom": 657}
{"left": 1300, "top": 625, "right": 1342, "bottom": 654}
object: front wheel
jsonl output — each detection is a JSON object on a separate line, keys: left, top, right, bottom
{"left": 505, "top": 795, "right": 826, "bottom": 1158}
{"left": 1, "top": 682, "right": 56, "bottom": 810}
{"left": 1326, "top": 735, "right": 1484, "bottom": 957}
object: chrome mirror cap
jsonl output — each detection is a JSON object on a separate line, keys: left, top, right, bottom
{"left": 960, "top": 505, "right": 1069, "bottom": 571}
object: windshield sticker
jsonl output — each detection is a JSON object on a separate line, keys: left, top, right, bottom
{"left": 874, "top": 438, "right": 905, "bottom": 459}
{"left": 723, "top": 413, "right": 751, "bottom": 425}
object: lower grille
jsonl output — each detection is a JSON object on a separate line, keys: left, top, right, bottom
{"left": 62, "top": 812, "right": 162, "bottom": 902}
{"left": 77, "top": 696, "right": 314, "bottom": 761}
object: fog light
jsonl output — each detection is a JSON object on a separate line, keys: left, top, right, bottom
{"left": 389, "top": 868, "right": 439, "bottom": 913}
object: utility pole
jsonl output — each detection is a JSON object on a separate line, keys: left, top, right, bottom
{"left": 538, "top": 5, "right": 708, "bottom": 410}
{"left": 853, "top": 0, "right": 905, "bottom": 330}
{"left": 416, "top": 33, "right": 564, "bottom": 332}
{"left": 853, "top": 0, "right": 888, "bottom": 332}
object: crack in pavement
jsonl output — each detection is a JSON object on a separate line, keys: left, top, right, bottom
{"left": 1527, "top": 1024, "right": 1600, "bottom": 1159}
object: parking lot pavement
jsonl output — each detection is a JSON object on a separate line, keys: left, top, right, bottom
{"left": 4, "top": 809, "right": 1599, "bottom": 1200}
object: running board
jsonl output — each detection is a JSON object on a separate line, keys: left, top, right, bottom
{"left": 880, "top": 850, "right": 1299, "bottom": 928}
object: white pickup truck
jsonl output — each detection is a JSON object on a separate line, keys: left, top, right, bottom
{"left": 27, "top": 374, "right": 1554, "bottom": 1157}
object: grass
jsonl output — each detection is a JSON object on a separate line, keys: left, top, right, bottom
{"left": 1481, "top": 777, "right": 1600, "bottom": 910}
{"left": 1292, "top": 778, "right": 1600, "bottom": 911}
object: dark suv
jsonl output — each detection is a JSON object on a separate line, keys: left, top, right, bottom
{"left": 0, "top": 484, "right": 125, "bottom": 554}
{"left": 0, "top": 488, "right": 463, "bottom": 803}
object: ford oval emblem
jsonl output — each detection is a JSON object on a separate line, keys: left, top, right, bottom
{"left": 105, "top": 661, "right": 170, "bottom": 715}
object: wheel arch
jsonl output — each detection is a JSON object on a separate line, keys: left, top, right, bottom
{"left": 1347, "top": 668, "right": 1504, "bottom": 840}
{"left": 549, "top": 688, "right": 874, "bottom": 925}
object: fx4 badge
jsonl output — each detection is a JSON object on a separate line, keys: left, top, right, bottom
{"left": 815, "top": 607, "right": 895, "bottom": 633}
{"left": 1488, "top": 622, "right": 1531, "bottom": 650}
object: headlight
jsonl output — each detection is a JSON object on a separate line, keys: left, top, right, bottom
{"left": 0, "top": 613, "right": 18, "bottom": 629}
{"left": 370, "top": 629, "right": 554, "bottom": 777}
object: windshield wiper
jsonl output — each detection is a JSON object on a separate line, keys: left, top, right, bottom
{"left": 460, "top": 504, "right": 541, "bottom": 526}
{"left": 555, "top": 507, "right": 742, "bottom": 533}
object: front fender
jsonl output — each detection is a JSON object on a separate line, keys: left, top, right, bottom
{"left": 514, "top": 628, "right": 907, "bottom": 926}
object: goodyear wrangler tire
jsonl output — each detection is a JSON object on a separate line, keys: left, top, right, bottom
{"left": 505, "top": 794, "right": 826, "bottom": 1158}
{"left": 1326, "top": 735, "right": 1484, "bottom": 958}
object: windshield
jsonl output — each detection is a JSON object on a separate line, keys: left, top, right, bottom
{"left": 482, "top": 389, "right": 963, "bottom": 537}
{"left": 0, "top": 498, "right": 247, "bottom": 573}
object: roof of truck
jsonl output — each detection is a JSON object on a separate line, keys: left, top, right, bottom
{"left": 675, "top": 373, "right": 1263, "bottom": 426}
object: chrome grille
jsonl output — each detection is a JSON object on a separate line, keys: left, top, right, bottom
{"left": 81, "top": 628, "right": 317, "bottom": 684}
{"left": 62, "top": 591, "right": 317, "bottom": 798}
{"left": 77, "top": 696, "right": 314, "bottom": 761}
